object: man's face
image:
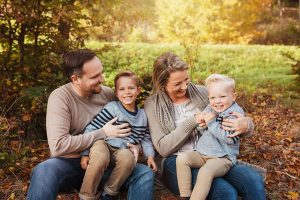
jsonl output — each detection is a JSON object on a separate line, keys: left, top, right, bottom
{"left": 76, "top": 56, "right": 105, "bottom": 97}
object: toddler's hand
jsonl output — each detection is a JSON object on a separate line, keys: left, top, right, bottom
{"left": 204, "top": 112, "right": 216, "bottom": 123}
{"left": 80, "top": 156, "right": 89, "bottom": 170}
{"left": 147, "top": 156, "right": 157, "bottom": 172}
{"left": 127, "top": 143, "right": 139, "bottom": 162}
{"left": 196, "top": 112, "right": 206, "bottom": 127}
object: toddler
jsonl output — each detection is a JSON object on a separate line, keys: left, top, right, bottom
{"left": 176, "top": 74, "right": 244, "bottom": 200}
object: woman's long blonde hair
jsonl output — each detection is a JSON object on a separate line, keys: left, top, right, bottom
{"left": 152, "top": 52, "right": 188, "bottom": 94}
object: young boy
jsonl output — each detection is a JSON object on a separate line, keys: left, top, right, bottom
{"left": 79, "top": 71, "right": 157, "bottom": 200}
{"left": 176, "top": 74, "right": 245, "bottom": 200}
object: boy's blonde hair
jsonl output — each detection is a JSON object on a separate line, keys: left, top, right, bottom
{"left": 205, "top": 74, "right": 236, "bottom": 91}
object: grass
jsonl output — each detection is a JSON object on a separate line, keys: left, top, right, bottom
{"left": 85, "top": 41, "right": 300, "bottom": 107}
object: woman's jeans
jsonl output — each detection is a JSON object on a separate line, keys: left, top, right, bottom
{"left": 162, "top": 155, "right": 266, "bottom": 200}
{"left": 26, "top": 157, "right": 154, "bottom": 200}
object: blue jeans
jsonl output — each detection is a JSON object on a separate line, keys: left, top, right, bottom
{"left": 162, "top": 155, "right": 266, "bottom": 200}
{"left": 26, "top": 157, "right": 154, "bottom": 200}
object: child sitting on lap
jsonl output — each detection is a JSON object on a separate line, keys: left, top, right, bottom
{"left": 176, "top": 74, "right": 244, "bottom": 200}
{"left": 79, "top": 71, "right": 157, "bottom": 200}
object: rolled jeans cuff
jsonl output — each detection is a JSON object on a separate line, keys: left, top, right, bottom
{"left": 78, "top": 191, "right": 101, "bottom": 200}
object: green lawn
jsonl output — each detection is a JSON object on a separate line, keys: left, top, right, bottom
{"left": 85, "top": 41, "right": 299, "bottom": 98}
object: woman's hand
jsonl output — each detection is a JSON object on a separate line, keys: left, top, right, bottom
{"left": 147, "top": 156, "right": 157, "bottom": 172}
{"left": 221, "top": 112, "right": 249, "bottom": 138}
{"left": 80, "top": 156, "right": 89, "bottom": 170}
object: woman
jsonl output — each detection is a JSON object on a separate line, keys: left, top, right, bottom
{"left": 144, "top": 52, "right": 266, "bottom": 199}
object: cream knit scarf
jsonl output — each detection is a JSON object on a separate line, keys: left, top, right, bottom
{"left": 154, "top": 83, "right": 209, "bottom": 133}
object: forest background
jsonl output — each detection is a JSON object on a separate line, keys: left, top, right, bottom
{"left": 0, "top": 0, "right": 299, "bottom": 199}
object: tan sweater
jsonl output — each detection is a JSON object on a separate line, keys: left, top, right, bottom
{"left": 46, "top": 83, "right": 116, "bottom": 158}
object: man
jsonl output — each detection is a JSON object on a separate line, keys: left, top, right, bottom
{"left": 26, "top": 49, "right": 154, "bottom": 200}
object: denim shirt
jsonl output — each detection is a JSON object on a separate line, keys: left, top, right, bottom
{"left": 195, "top": 102, "right": 244, "bottom": 164}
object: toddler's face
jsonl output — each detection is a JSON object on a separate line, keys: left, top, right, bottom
{"left": 115, "top": 77, "right": 140, "bottom": 108}
{"left": 208, "top": 82, "right": 235, "bottom": 113}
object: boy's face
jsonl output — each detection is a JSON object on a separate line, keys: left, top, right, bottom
{"left": 115, "top": 76, "right": 141, "bottom": 109}
{"left": 208, "top": 82, "right": 236, "bottom": 113}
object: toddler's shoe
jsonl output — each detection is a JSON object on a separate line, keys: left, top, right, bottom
{"left": 101, "top": 191, "right": 113, "bottom": 200}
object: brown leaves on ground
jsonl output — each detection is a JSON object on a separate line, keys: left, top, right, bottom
{"left": 0, "top": 141, "right": 49, "bottom": 199}
{"left": 238, "top": 92, "right": 300, "bottom": 200}
{"left": 0, "top": 92, "right": 299, "bottom": 200}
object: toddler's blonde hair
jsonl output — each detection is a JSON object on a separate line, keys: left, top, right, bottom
{"left": 205, "top": 74, "right": 236, "bottom": 91}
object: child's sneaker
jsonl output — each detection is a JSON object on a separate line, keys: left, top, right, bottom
{"left": 101, "top": 191, "right": 113, "bottom": 200}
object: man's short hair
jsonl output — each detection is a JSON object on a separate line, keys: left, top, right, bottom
{"left": 63, "top": 49, "right": 96, "bottom": 79}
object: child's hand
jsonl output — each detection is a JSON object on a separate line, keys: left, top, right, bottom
{"left": 196, "top": 112, "right": 206, "bottom": 127}
{"left": 203, "top": 112, "right": 216, "bottom": 123}
{"left": 81, "top": 156, "right": 89, "bottom": 170}
{"left": 147, "top": 156, "right": 157, "bottom": 172}
{"left": 127, "top": 143, "right": 139, "bottom": 162}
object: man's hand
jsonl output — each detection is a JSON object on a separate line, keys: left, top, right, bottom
{"left": 80, "top": 156, "right": 89, "bottom": 170}
{"left": 147, "top": 156, "right": 157, "bottom": 172}
{"left": 103, "top": 117, "right": 131, "bottom": 138}
{"left": 127, "top": 143, "right": 139, "bottom": 162}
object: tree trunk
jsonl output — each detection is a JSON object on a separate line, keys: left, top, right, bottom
{"left": 2, "top": 0, "right": 13, "bottom": 69}
{"left": 18, "top": 23, "right": 26, "bottom": 67}
{"left": 298, "top": 0, "right": 300, "bottom": 20}
{"left": 34, "top": 0, "right": 41, "bottom": 55}
{"left": 57, "top": 0, "right": 75, "bottom": 53}
{"left": 2, "top": 21, "right": 14, "bottom": 69}
{"left": 278, "top": 0, "right": 283, "bottom": 19}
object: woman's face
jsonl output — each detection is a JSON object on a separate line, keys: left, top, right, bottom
{"left": 165, "top": 70, "right": 190, "bottom": 102}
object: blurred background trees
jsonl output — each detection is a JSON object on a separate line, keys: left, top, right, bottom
{"left": 0, "top": 0, "right": 88, "bottom": 138}
{"left": 0, "top": 0, "right": 299, "bottom": 138}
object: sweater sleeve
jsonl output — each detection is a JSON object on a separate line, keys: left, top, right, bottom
{"left": 241, "top": 117, "right": 254, "bottom": 138}
{"left": 46, "top": 91, "right": 106, "bottom": 157}
{"left": 144, "top": 98, "right": 199, "bottom": 157}
{"left": 141, "top": 128, "right": 155, "bottom": 158}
